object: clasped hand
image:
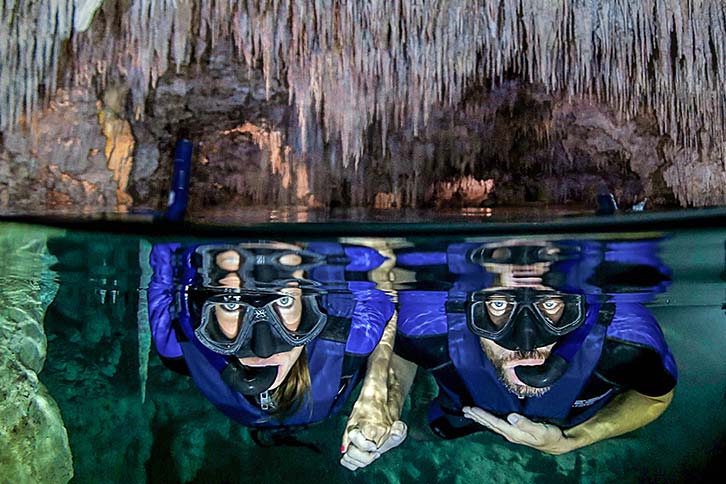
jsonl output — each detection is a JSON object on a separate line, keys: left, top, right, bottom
{"left": 340, "top": 367, "right": 407, "bottom": 471}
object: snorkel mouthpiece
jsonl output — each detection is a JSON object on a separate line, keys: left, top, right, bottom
{"left": 512, "top": 306, "right": 596, "bottom": 388}
{"left": 514, "top": 354, "right": 568, "bottom": 388}
{"left": 221, "top": 361, "right": 278, "bottom": 396}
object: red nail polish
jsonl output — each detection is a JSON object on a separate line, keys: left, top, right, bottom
{"left": 341, "top": 444, "right": 346, "bottom": 453}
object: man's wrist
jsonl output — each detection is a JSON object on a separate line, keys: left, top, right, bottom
{"left": 560, "top": 427, "right": 591, "bottom": 452}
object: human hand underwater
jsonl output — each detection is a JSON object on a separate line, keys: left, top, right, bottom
{"left": 340, "top": 420, "right": 407, "bottom": 471}
{"left": 463, "top": 406, "right": 573, "bottom": 455}
{"left": 340, "top": 367, "right": 408, "bottom": 471}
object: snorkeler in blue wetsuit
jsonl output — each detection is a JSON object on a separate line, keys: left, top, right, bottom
{"left": 341, "top": 239, "right": 676, "bottom": 468}
{"left": 148, "top": 241, "right": 394, "bottom": 434}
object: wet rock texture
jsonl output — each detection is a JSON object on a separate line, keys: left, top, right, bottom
{"left": 0, "top": 226, "right": 73, "bottom": 483}
{"left": 2, "top": 0, "right": 726, "bottom": 210}
{"left": 0, "top": 71, "right": 689, "bottom": 212}
{"left": 0, "top": 89, "right": 117, "bottom": 211}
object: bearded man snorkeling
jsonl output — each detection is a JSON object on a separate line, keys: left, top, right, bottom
{"left": 339, "top": 240, "right": 677, "bottom": 469}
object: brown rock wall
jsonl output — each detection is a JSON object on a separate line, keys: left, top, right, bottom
{"left": 0, "top": 89, "right": 116, "bottom": 211}
{"left": 1, "top": 66, "right": 721, "bottom": 213}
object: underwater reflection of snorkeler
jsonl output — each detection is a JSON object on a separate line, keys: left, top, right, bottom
{"left": 202, "top": 243, "right": 311, "bottom": 289}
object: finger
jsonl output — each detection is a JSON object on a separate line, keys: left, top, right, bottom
{"left": 341, "top": 428, "right": 351, "bottom": 454}
{"left": 360, "top": 423, "right": 387, "bottom": 447}
{"left": 463, "top": 408, "right": 528, "bottom": 442}
{"left": 507, "top": 413, "right": 541, "bottom": 434}
{"left": 341, "top": 454, "right": 370, "bottom": 470}
{"left": 343, "top": 445, "right": 379, "bottom": 468}
{"left": 462, "top": 406, "right": 499, "bottom": 428}
{"left": 377, "top": 421, "right": 407, "bottom": 454}
{"left": 341, "top": 423, "right": 357, "bottom": 453}
{"left": 504, "top": 413, "right": 544, "bottom": 442}
{"left": 341, "top": 453, "right": 367, "bottom": 470}
{"left": 508, "top": 414, "right": 564, "bottom": 446}
{"left": 340, "top": 456, "right": 360, "bottom": 472}
{"left": 349, "top": 429, "right": 378, "bottom": 452}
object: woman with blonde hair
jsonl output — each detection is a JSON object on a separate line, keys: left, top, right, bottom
{"left": 148, "top": 241, "right": 394, "bottom": 432}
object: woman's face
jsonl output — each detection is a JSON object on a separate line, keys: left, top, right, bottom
{"left": 212, "top": 285, "right": 305, "bottom": 391}
{"left": 208, "top": 245, "right": 308, "bottom": 390}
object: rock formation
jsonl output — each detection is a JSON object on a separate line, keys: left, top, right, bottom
{"left": 0, "top": 225, "right": 74, "bottom": 483}
{"left": 1, "top": 1, "right": 725, "bottom": 210}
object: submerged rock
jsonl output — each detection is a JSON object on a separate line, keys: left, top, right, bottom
{"left": 0, "top": 225, "right": 73, "bottom": 483}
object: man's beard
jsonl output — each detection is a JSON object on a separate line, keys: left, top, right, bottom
{"left": 480, "top": 342, "right": 553, "bottom": 398}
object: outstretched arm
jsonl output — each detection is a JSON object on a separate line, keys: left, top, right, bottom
{"left": 340, "top": 313, "right": 418, "bottom": 470}
{"left": 561, "top": 388, "right": 674, "bottom": 451}
{"left": 464, "top": 389, "right": 674, "bottom": 455}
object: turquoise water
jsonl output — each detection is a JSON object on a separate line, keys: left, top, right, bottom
{"left": 1, "top": 217, "right": 725, "bottom": 483}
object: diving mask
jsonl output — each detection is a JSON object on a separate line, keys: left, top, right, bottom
{"left": 194, "top": 243, "right": 325, "bottom": 288}
{"left": 190, "top": 289, "right": 327, "bottom": 358}
{"left": 466, "top": 289, "right": 587, "bottom": 351}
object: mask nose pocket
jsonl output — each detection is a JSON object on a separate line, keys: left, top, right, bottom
{"left": 251, "top": 323, "right": 277, "bottom": 358}
{"left": 511, "top": 307, "right": 547, "bottom": 352}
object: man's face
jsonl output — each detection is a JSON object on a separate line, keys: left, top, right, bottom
{"left": 475, "top": 291, "right": 568, "bottom": 398}
{"left": 479, "top": 338, "right": 555, "bottom": 398}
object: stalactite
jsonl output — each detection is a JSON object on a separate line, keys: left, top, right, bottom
{"left": 3, "top": 1, "right": 726, "bottom": 198}
{"left": 0, "top": 1, "right": 101, "bottom": 130}
{"left": 137, "top": 239, "right": 151, "bottom": 405}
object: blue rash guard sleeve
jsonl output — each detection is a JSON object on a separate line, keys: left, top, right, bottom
{"left": 148, "top": 243, "right": 183, "bottom": 360}
{"left": 148, "top": 243, "right": 190, "bottom": 375}
{"left": 345, "top": 283, "right": 394, "bottom": 355}
{"left": 394, "top": 291, "right": 450, "bottom": 368}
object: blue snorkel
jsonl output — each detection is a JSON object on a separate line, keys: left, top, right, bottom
{"left": 164, "top": 138, "right": 193, "bottom": 222}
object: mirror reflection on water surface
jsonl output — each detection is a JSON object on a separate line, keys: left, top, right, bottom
{"left": 1, "top": 223, "right": 724, "bottom": 483}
